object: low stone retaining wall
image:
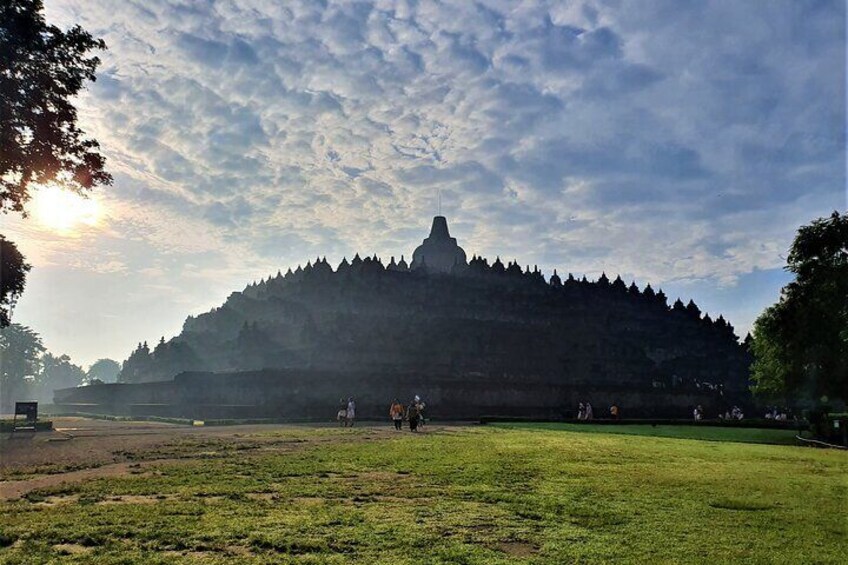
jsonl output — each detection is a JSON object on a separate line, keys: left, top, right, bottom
{"left": 54, "top": 368, "right": 735, "bottom": 421}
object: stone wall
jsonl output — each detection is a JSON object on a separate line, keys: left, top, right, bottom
{"left": 55, "top": 368, "right": 728, "bottom": 421}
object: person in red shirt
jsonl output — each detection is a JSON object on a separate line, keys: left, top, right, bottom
{"left": 389, "top": 400, "right": 404, "bottom": 430}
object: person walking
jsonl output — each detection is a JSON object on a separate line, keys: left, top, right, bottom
{"left": 406, "top": 400, "right": 421, "bottom": 432}
{"left": 577, "top": 402, "right": 585, "bottom": 420}
{"left": 585, "top": 402, "right": 594, "bottom": 421}
{"left": 389, "top": 399, "right": 404, "bottom": 431}
{"left": 337, "top": 398, "right": 347, "bottom": 426}
{"left": 415, "top": 396, "right": 426, "bottom": 428}
{"left": 346, "top": 397, "right": 356, "bottom": 427}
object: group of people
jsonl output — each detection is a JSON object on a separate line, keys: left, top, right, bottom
{"left": 719, "top": 406, "right": 745, "bottom": 421}
{"left": 337, "top": 397, "right": 357, "bottom": 427}
{"left": 764, "top": 407, "right": 789, "bottom": 421}
{"left": 577, "top": 402, "right": 594, "bottom": 420}
{"left": 577, "top": 402, "right": 620, "bottom": 420}
{"left": 389, "top": 396, "right": 426, "bottom": 432}
{"left": 337, "top": 395, "right": 427, "bottom": 431}
{"left": 694, "top": 405, "right": 746, "bottom": 421}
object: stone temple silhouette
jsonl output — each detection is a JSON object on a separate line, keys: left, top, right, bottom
{"left": 56, "top": 215, "right": 752, "bottom": 420}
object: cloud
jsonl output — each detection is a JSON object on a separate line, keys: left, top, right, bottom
{"left": 16, "top": 0, "right": 846, "bottom": 365}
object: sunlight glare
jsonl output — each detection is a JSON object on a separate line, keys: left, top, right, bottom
{"left": 32, "top": 185, "right": 102, "bottom": 232}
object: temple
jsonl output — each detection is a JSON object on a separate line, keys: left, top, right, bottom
{"left": 55, "top": 215, "right": 753, "bottom": 420}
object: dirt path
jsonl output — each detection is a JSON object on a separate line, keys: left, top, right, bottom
{"left": 0, "top": 459, "right": 188, "bottom": 500}
{"left": 0, "top": 417, "right": 459, "bottom": 500}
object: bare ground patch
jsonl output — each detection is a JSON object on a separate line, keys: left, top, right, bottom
{"left": 0, "top": 417, "right": 338, "bottom": 480}
{"left": 53, "top": 543, "right": 93, "bottom": 556}
{"left": 29, "top": 493, "right": 80, "bottom": 506}
{"left": 494, "top": 541, "right": 539, "bottom": 557}
{"left": 245, "top": 492, "right": 279, "bottom": 502}
{"left": 1, "top": 419, "right": 459, "bottom": 502}
{"left": 291, "top": 496, "right": 326, "bottom": 506}
{"left": 1, "top": 459, "right": 188, "bottom": 501}
{"left": 97, "top": 494, "right": 176, "bottom": 505}
{"left": 164, "top": 545, "right": 253, "bottom": 558}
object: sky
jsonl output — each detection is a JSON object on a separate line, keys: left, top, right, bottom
{"left": 4, "top": 0, "right": 846, "bottom": 368}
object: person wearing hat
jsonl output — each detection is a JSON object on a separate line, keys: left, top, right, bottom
{"left": 406, "top": 400, "right": 421, "bottom": 432}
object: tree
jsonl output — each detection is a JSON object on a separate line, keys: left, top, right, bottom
{"left": 119, "top": 342, "right": 152, "bottom": 383}
{"left": 0, "top": 234, "right": 30, "bottom": 326}
{"left": 1, "top": 0, "right": 111, "bottom": 212}
{"left": 0, "top": 0, "right": 110, "bottom": 325}
{"left": 38, "top": 352, "right": 85, "bottom": 400}
{"left": 750, "top": 211, "right": 848, "bottom": 405}
{"left": 84, "top": 358, "right": 120, "bottom": 384}
{"left": 150, "top": 339, "right": 204, "bottom": 381}
{"left": 0, "top": 323, "right": 44, "bottom": 410}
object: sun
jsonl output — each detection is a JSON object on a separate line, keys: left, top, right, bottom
{"left": 32, "top": 185, "right": 102, "bottom": 232}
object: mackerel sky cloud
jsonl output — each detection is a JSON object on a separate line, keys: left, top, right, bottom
{"left": 6, "top": 0, "right": 846, "bottom": 366}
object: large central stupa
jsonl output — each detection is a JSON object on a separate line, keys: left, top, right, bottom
{"left": 56, "top": 215, "right": 752, "bottom": 420}
{"left": 411, "top": 216, "right": 467, "bottom": 273}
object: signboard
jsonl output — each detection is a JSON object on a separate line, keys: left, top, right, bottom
{"left": 12, "top": 401, "right": 38, "bottom": 431}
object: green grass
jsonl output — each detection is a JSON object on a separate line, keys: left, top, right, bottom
{"left": 1, "top": 426, "right": 846, "bottom": 564}
{"left": 490, "top": 422, "right": 803, "bottom": 445}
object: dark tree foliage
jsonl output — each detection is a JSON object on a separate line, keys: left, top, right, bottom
{"left": 751, "top": 211, "right": 848, "bottom": 404}
{"left": 0, "top": 323, "right": 44, "bottom": 410}
{"left": 1, "top": 0, "right": 111, "bottom": 212}
{"left": 0, "top": 234, "right": 30, "bottom": 326}
{"left": 40, "top": 352, "right": 85, "bottom": 393}
{"left": 119, "top": 338, "right": 204, "bottom": 383}
{"left": 0, "top": 0, "right": 110, "bottom": 326}
{"left": 118, "top": 341, "right": 152, "bottom": 383}
{"left": 0, "top": 322, "right": 88, "bottom": 405}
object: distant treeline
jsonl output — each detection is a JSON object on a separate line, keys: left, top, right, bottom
{"left": 0, "top": 324, "right": 119, "bottom": 411}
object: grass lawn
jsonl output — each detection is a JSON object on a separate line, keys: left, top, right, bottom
{"left": 490, "top": 422, "right": 803, "bottom": 445}
{"left": 1, "top": 425, "right": 846, "bottom": 564}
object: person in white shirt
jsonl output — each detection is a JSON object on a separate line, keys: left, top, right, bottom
{"left": 345, "top": 397, "right": 356, "bottom": 427}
